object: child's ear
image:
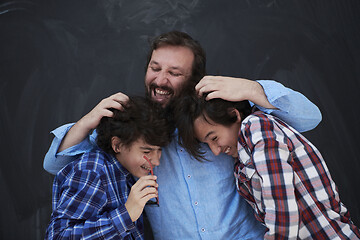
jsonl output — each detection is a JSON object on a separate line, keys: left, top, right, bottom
{"left": 230, "top": 108, "right": 242, "bottom": 123}
{"left": 111, "top": 136, "right": 123, "bottom": 153}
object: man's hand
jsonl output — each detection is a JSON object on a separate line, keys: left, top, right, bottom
{"left": 79, "top": 92, "right": 129, "bottom": 131}
{"left": 58, "top": 92, "right": 129, "bottom": 152}
{"left": 125, "top": 175, "right": 158, "bottom": 222}
{"left": 195, "top": 76, "right": 275, "bottom": 109}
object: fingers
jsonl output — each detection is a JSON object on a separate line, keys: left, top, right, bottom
{"left": 204, "top": 90, "right": 221, "bottom": 101}
{"left": 131, "top": 175, "right": 159, "bottom": 197}
{"left": 195, "top": 76, "right": 223, "bottom": 97}
{"left": 128, "top": 176, "right": 158, "bottom": 206}
{"left": 109, "top": 92, "right": 130, "bottom": 110}
{"left": 125, "top": 178, "right": 158, "bottom": 222}
{"left": 100, "top": 92, "right": 129, "bottom": 112}
{"left": 195, "top": 76, "right": 214, "bottom": 96}
{"left": 132, "top": 175, "right": 158, "bottom": 190}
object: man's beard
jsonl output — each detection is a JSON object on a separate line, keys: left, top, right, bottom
{"left": 144, "top": 81, "right": 195, "bottom": 127}
{"left": 145, "top": 83, "right": 173, "bottom": 107}
{"left": 145, "top": 81, "right": 192, "bottom": 108}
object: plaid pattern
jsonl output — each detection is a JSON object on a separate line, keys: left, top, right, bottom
{"left": 235, "top": 111, "right": 360, "bottom": 240}
{"left": 45, "top": 149, "right": 143, "bottom": 240}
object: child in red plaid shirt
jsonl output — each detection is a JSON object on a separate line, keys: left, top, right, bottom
{"left": 175, "top": 93, "right": 360, "bottom": 239}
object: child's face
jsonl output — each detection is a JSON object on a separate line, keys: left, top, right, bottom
{"left": 194, "top": 113, "right": 241, "bottom": 158}
{"left": 115, "top": 138, "right": 162, "bottom": 178}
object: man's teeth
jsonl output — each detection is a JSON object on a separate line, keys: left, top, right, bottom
{"left": 155, "top": 89, "right": 170, "bottom": 95}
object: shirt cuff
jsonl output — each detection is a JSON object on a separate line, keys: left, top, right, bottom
{"left": 52, "top": 123, "right": 95, "bottom": 157}
{"left": 254, "top": 80, "right": 291, "bottom": 114}
{"left": 110, "top": 205, "right": 137, "bottom": 237}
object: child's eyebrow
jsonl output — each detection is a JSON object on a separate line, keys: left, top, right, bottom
{"left": 140, "top": 146, "right": 161, "bottom": 151}
{"left": 204, "top": 131, "right": 215, "bottom": 141}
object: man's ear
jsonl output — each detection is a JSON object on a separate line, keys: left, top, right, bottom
{"left": 111, "top": 136, "right": 122, "bottom": 153}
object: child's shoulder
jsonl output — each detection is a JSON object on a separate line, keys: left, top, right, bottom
{"left": 242, "top": 111, "right": 274, "bottom": 127}
{"left": 74, "top": 149, "right": 110, "bottom": 173}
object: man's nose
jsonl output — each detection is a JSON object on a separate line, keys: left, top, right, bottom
{"left": 155, "top": 71, "right": 168, "bottom": 86}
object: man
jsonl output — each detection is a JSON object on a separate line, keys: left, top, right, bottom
{"left": 44, "top": 31, "right": 322, "bottom": 239}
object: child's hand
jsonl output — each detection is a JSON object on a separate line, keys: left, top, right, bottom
{"left": 125, "top": 175, "right": 158, "bottom": 222}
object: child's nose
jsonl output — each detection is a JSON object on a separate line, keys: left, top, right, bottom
{"left": 210, "top": 144, "right": 221, "bottom": 156}
{"left": 151, "top": 151, "right": 161, "bottom": 166}
{"left": 151, "top": 157, "right": 160, "bottom": 166}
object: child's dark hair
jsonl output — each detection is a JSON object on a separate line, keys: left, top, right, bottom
{"left": 174, "top": 91, "right": 252, "bottom": 161}
{"left": 96, "top": 96, "right": 174, "bottom": 155}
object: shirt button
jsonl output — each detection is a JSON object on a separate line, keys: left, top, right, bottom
{"left": 194, "top": 201, "right": 198, "bottom": 205}
{"left": 201, "top": 228, "right": 205, "bottom": 232}
{"left": 187, "top": 175, "right": 191, "bottom": 179}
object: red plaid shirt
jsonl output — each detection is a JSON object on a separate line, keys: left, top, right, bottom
{"left": 235, "top": 111, "right": 360, "bottom": 239}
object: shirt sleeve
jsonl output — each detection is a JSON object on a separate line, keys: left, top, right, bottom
{"left": 45, "top": 169, "right": 136, "bottom": 239}
{"left": 43, "top": 123, "right": 98, "bottom": 175}
{"left": 243, "top": 115, "right": 300, "bottom": 239}
{"left": 253, "top": 80, "right": 322, "bottom": 133}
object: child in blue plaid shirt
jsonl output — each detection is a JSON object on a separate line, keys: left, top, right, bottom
{"left": 175, "top": 92, "right": 360, "bottom": 239}
{"left": 45, "top": 96, "right": 173, "bottom": 239}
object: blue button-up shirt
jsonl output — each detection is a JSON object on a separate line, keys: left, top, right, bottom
{"left": 43, "top": 80, "right": 322, "bottom": 239}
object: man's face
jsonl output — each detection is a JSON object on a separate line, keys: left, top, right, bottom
{"left": 145, "top": 45, "right": 194, "bottom": 107}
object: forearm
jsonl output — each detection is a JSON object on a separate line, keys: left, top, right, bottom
{"left": 43, "top": 123, "right": 96, "bottom": 175}
{"left": 46, "top": 207, "right": 136, "bottom": 239}
{"left": 246, "top": 81, "right": 276, "bottom": 109}
{"left": 47, "top": 170, "right": 137, "bottom": 239}
{"left": 58, "top": 119, "right": 94, "bottom": 152}
{"left": 256, "top": 80, "right": 322, "bottom": 132}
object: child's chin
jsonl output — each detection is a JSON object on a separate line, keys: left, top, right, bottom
{"left": 134, "top": 172, "right": 150, "bottom": 178}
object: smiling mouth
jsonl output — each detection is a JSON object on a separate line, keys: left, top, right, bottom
{"left": 224, "top": 147, "right": 231, "bottom": 154}
{"left": 141, "top": 165, "right": 151, "bottom": 172}
{"left": 154, "top": 88, "right": 171, "bottom": 96}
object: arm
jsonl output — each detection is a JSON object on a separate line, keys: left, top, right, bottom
{"left": 43, "top": 92, "right": 129, "bottom": 175}
{"left": 243, "top": 114, "right": 300, "bottom": 239}
{"left": 45, "top": 170, "right": 138, "bottom": 239}
{"left": 195, "top": 76, "right": 322, "bottom": 132}
{"left": 58, "top": 92, "right": 129, "bottom": 152}
{"left": 43, "top": 123, "right": 96, "bottom": 174}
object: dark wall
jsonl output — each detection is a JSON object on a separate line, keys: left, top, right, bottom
{"left": 1, "top": 0, "right": 359, "bottom": 239}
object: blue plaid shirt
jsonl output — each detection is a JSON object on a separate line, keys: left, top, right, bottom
{"left": 45, "top": 149, "right": 144, "bottom": 239}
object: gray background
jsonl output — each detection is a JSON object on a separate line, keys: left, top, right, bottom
{"left": 0, "top": 0, "right": 359, "bottom": 239}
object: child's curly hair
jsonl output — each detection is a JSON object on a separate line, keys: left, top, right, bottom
{"left": 96, "top": 96, "right": 174, "bottom": 155}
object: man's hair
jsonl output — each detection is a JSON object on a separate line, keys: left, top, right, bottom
{"left": 146, "top": 31, "right": 206, "bottom": 85}
{"left": 96, "top": 96, "right": 174, "bottom": 155}
{"left": 173, "top": 90, "right": 252, "bottom": 161}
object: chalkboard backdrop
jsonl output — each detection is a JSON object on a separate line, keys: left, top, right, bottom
{"left": 1, "top": 0, "right": 359, "bottom": 239}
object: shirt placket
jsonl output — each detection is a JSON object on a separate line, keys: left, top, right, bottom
{"left": 177, "top": 146, "right": 207, "bottom": 239}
